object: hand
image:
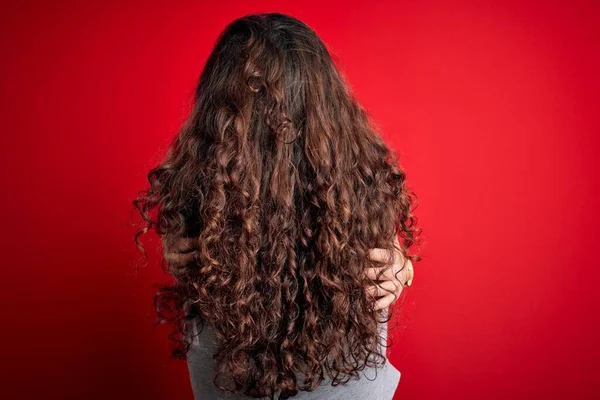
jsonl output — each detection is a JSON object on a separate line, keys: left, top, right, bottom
{"left": 161, "top": 234, "right": 414, "bottom": 312}
{"left": 161, "top": 235, "right": 198, "bottom": 268}
{"left": 364, "top": 235, "right": 414, "bottom": 311}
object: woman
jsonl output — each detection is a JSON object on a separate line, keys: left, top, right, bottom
{"left": 133, "top": 12, "right": 421, "bottom": 400}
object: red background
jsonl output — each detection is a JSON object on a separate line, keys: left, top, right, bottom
{"left": 1, "top": 1, "right": 599, "bottom": 399}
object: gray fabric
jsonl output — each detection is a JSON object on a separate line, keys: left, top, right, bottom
{"left": 186, "top": 315, "right": 401, "bottom": 400}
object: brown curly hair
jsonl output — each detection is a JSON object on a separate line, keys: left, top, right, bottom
{"left": 132, "top": 12, "right": 422, "bottom": 400}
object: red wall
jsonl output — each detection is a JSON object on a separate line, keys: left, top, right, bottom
{"left": 1, "top": 1, "right": 598, "bottom": 399}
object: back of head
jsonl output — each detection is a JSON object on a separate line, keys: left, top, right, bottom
{"left": 134, "top": 12, "right": 420, "bottom": 400}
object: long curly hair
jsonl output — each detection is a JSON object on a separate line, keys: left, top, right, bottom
{"left": 132, "top": 12, "right": 422, "bottom": 400}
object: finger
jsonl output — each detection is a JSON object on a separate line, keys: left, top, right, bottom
{"left": 366, "top": 248, "right": 396, "bottom": 265}
{"left": 169, "top": 236, "right": 198, "bottom": 253}
{"left": 366, "top": 280, "right": 401, "bottom": 298}
{"left": 365, "top": 260, "right": 413, "bottom": 287}
{"left": 374, "top": 293, "right": 398, "bottom": 311}
{"left": 363, "top": 261, "right": 405, "bottom": 282}
{"left": 394, "top": 259, "right": 413, "bottom": 287}
{"left": 366, "top": 235, "right": 403, "bottom": 261}
{"left": 164, "top": 250, "right": 196, "bottom": 268}
{"left": 405, "top": 260, "right": 414, "bottom": 286}
{"left": 364, "top": 266, "right": 395, "bottom": 281}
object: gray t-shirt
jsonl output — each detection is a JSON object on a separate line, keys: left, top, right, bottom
{"left": 186, "top": 315, "right": 401, "bottom": 400}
